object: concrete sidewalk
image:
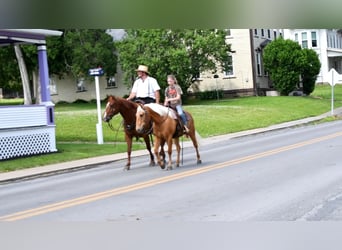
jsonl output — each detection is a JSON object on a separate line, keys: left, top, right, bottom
{"left": 1, "top": 107, "right": 342, "bottom": 184}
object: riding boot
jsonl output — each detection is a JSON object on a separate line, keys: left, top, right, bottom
{"left": 183, "top": 124, "right": 189, "bottom": 133}
{"left": 180, "top": 113, "right": 188, "bottom": 132}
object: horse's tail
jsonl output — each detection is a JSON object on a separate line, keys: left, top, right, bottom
{"left": 185, "top": 111, "right": 202, "bottom": 146}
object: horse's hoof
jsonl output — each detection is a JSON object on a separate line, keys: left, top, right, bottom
{"left": 160, "top": 164, "right": 165, "bottom": 169}
{"left": 124, "top": 165, "right": 130, "bottom": 171}
{"left": 176, "top": 163, "right": 180, "bottom": 168}
{"left": 150, "top": 161, "right": 156, "bottom": 167}
{"left": 197, "top": 160, "right": 202, "bottom": 164}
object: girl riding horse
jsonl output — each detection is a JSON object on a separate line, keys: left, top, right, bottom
{"left": 135, "top": 103, "right": 201, "bottom": 170}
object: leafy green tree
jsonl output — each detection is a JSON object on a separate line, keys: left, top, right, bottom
{"left": 263, "top": 38, "right": 305, "bottom": 95}
{"left": 301, "top": 48, "right": 321, "bottom": 95}
{"left": 61, "top": 29, "right": 118, "bottom": 79}
{"left": 0, "top": 29, "right": 118, "bottom": 103}
{"left": 116, "top": 29, "right": 231, "bottom": 96}
{"left": 0, "top": 46, "right": 21, "bottom": 92}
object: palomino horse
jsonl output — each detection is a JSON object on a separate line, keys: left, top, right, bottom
{"left": 136, "top": 103, "right": 201, "bottom": 170}
{"left": 103, "top": 95, "right": 155, "bottom": 170}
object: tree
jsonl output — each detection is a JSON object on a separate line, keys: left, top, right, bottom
{"left": 115, "top": 29, "right": 231, "bottom": 96}
{"left": 14, "top": 45, "right": 32, "bottom": 104}
{"left": 61, "top": 29, "right": 118, "bottom": 79}
{"left": 0, "top": 29, "right": 118, "bottom": 103}
{"left": 263, "top": 38, "right": 305, "bottom": 95}
{"left": 0, "top": 46, "right": 21, "bottom": 96}
{"left": 301, "top": 48, "right": 321, "bottom": 95}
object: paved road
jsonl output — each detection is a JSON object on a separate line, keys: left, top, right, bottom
{"left": 1, "top": 120, "right": 342, "bottom": 222}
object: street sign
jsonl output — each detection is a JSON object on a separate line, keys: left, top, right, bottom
{"left": 327, "top": 68, "right": 342, "bottom": 116}
{"left": 88, "top": 67, "right": 104, "bottom": 76}
{"left": 327, "top": 68, "right": 342, "bottom": 86}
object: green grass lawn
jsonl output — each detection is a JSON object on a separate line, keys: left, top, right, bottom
{"left": 1, "top": 84, "right": 342, "bottom": 172}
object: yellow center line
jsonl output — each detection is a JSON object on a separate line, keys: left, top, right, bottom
{"left": 1, "top": 131, "right": 342, "bottom": 221}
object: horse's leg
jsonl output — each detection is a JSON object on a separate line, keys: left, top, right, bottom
{"left": 125, "top": 134, "right": 133, "bottom": 170}
{"left": 144, "top": 135, "right": 155, "bottom": 166}
{"left": 166, "top": 137, "right": 173, "bottom": 170}
{"left": 174, "top": 138, "right": 181, "bottom": 167}
{"left": 154, "top": 137, "right": 165, "bottom": 169}
{"left": 159, "top": 140, "right": 166, "bottom": 165}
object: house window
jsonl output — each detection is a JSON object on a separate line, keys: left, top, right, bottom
{"left": 267, "top": 29, "right": 271, "bottom": 39}
{"left": 225, "top": 29, "right": 231, "bottom": 37}
{"left": 223, "top": 55, "right": 234, "bottom": 76}
{"left": 256, "top": 53, "right": 261, "bottom": 76}
{"left": 311, "top": 31, "right": 317, "bottom": 47}
{"left": 295, "top": 33, "right": 298, "bottom": 42}
{"left": 76, "top": 78, "right": 86, "bottom": 92}
{"left": 254, "top": 29, "right": 258, "bottom": 36}
{"left": 261, "top": 29, "right": 264, "bottom": 37}
{"left": 301, "top": 32, "right": 308, "bottom": 48}
{"left": 106, "top": 76, "right": 117, "bottom": 88}
{"left": 49, "top": 78, "right": 57, "bottom": 95}
{"left": 274, "top": 31, "right": 277, "bottom": 39}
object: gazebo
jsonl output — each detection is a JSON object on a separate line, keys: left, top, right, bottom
{"left": 0, "top": 29, "right": 62, "bottom": 160}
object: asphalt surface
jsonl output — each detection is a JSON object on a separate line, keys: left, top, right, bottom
{"left": 1, "top": 107, "right": 342, "bottom": 184}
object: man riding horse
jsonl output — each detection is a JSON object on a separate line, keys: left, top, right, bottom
{"left": 126, "top": 65, "right": 161, "bottom": 104}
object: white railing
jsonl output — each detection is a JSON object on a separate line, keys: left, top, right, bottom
{"left": 0, "top": 105, "right": 57, "bottom": 160}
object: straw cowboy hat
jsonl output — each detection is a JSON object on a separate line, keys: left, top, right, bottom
{"left": 135, "top": 65, "right": 150, "bottom": 75}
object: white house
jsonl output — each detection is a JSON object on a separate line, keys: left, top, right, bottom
{"left": 283, "top": 29, "right": 342, "bottom": 84}
{"left": 49, "top": 67, "right": 129, "bottom": 103}
{"left": 191, "top": 29, "right": 283, "bottom": 97}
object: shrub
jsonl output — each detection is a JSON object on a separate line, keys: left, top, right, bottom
{"left": 301, "top": 48, "right": 321, "bottom": 95}
{"left": 263, "top": 38, "right": 304, "bottom": 95}
{"left": 195, "top": 90, "right": 223, "bottom": 100}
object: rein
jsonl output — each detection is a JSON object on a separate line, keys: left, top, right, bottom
{"left": 107, "top": 112, "right": 154, "bottom": 145}
{"left": 107, "top": 120, "right": 116, "bottom": 132}
{"left": 107, "top": 118, "right": 123, "bottom": 146}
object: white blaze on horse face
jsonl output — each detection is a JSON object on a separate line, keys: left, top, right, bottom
{"left": 136, "top": 105, "right": 145, "bottom": 129}
{"left": 103, "top": 102, "right": 110, "bottom": 119}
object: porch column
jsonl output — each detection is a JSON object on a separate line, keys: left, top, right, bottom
{"left": 37, "top": 44, "right": 55, "bottom": 125}
{"left": 37, "top": 44, "right": 51, "bottom": 103}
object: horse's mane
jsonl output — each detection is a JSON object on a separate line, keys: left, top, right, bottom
{"left": 145, "top": 103, "right": 177, "bottom": 119}
{"left": 108, "top": 95, "right": 138, "bottom": 108}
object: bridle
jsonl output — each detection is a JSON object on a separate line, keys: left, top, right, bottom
{"left": 136, "top": 104, "right": 154, "bottom": 135}
{"left": 106, "top": 102, "right": 153, "bottom": 136}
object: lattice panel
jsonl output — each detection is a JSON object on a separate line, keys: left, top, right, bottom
{"left": 0, "top": 133, "right": 51, "bottom": 160}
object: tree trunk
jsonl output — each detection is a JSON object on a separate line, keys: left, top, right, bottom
{"left": 14, "top": 44, "right": 32, "bottom": 105}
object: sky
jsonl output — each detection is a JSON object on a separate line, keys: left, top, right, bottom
{"left": 107, "top": 29, "right": 126, "bottom": 41}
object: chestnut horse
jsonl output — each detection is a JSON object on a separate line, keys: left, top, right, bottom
{"left": 103, "top": 95, "right": 155, "bottom": 170}
{"left": 135, "top": 103, "right": 201, "bottom": 170}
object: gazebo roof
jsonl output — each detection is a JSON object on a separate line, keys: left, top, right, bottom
{"left": 0, "top": 29, "right": 62, "bottom": 46}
